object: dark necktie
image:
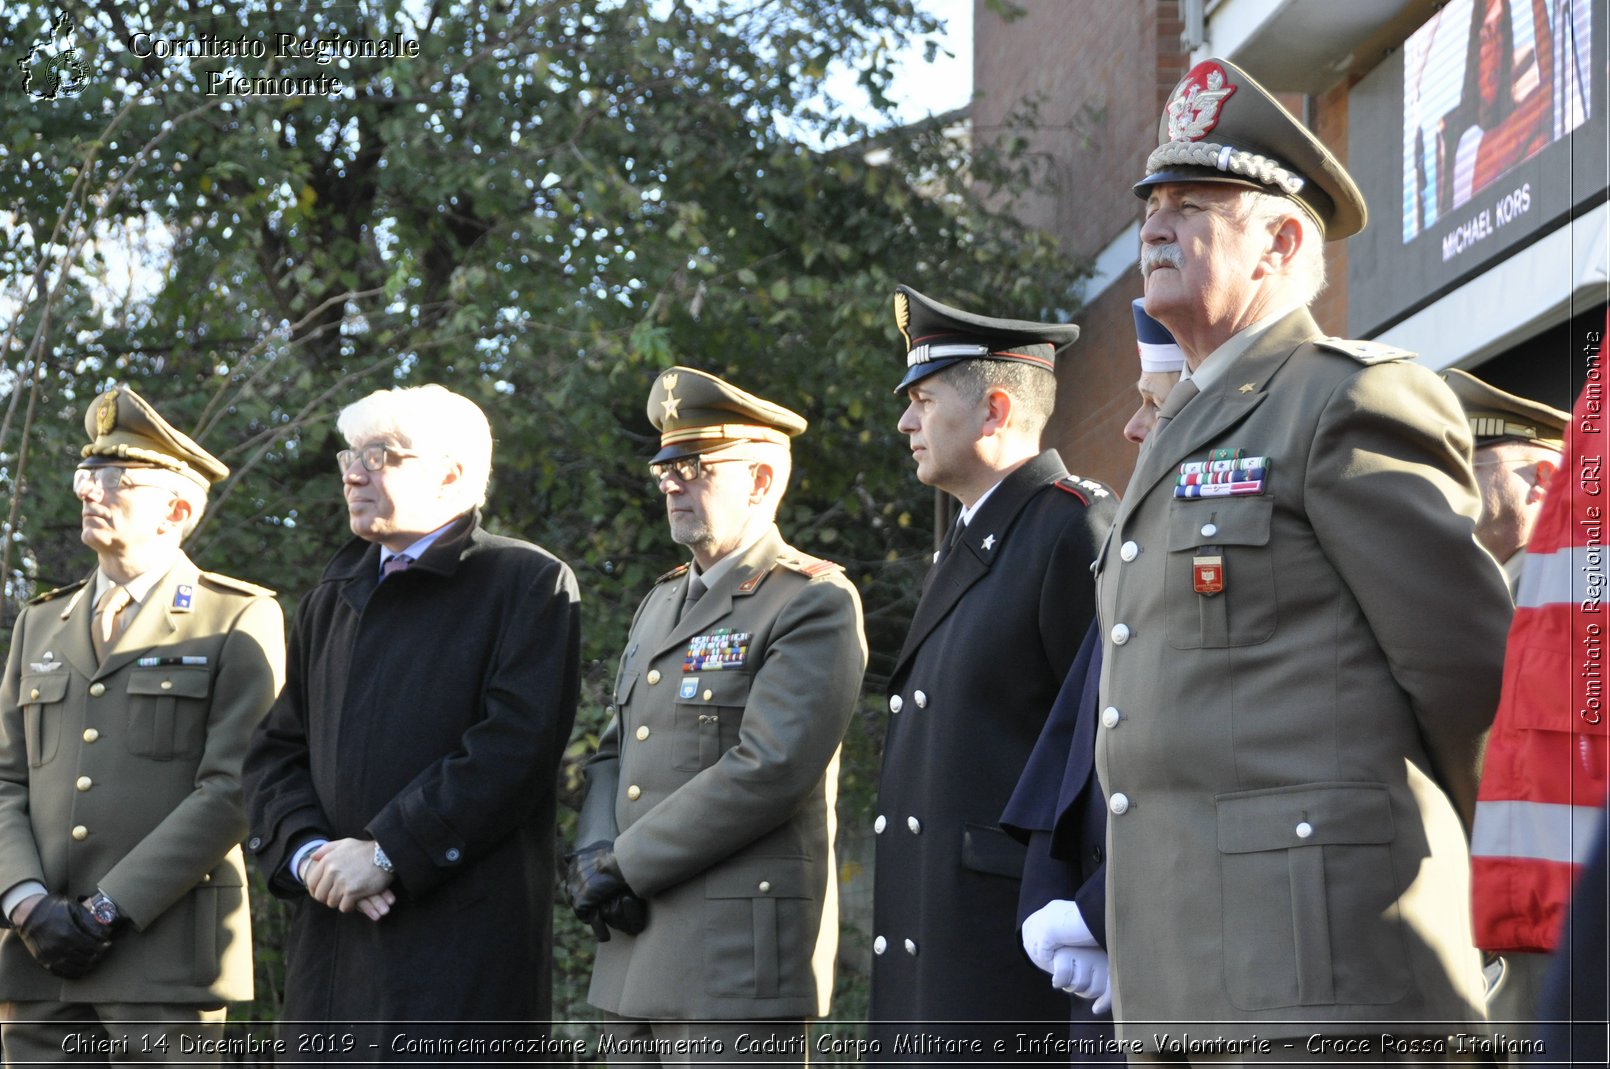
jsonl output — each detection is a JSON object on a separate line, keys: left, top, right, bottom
{"left": 679, "top": 573, "right": 706, "bottom": 622}
{"left": 381, "top": 553, "right": 413, "bottom": 580}
{"left": 1152, "top": 378, "right": 1200, "bottom": 435}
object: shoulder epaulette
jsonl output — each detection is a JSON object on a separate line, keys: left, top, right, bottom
{"left": 1314, "top": 337, "right": 1415, "bottom": 365}
{"left": 200, "top": 571, "right": 277, "bottom": 598}
{"left": 655, "top": 562, "right": 691, "bottom": 585}
{"left": 778, "top": 553, "right": 844, "bottom": 579}
{"left": 27, "top": 579, "right": 87, "bottom": 606}
{"left": 1053, "top": 474, "right": 1112, "bottom": 504}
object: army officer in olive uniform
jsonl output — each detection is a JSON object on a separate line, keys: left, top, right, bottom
{"left": 0, "top": 387, "right": 284, "bottom": 1062}
{"left": 1097, "top": 59, "right": 1511, "bottom": 1056}
{"left": 870, "top": 287, "right": 1116, "bottom": 1058}
{"left": 569, "top": 367, "right": 867, "bottom": 1063}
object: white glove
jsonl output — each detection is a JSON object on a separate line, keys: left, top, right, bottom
{"left": 1021, "top": 899, "right": 1097, "bottom": 973}
{"left": 1051, "top": 945, "right": 1111, "bottom": 1014}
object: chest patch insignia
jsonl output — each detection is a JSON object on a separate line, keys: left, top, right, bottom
{"left": 1193, "top": 555, "right": 1225, "bottom": 595}
{"left": 1175, "top": 454, "right": 1270, "bottom": 498}
{"left": 173, "top": 585, "right": 194, "bottom": 610}
{"left": 684, "top": 629, "right": 750, "bottom": 673}
{"left": 679, "top": 676, "right": 699, "bottom": 700}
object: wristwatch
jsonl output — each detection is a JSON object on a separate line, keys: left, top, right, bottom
{"left": 372, "top": 842, "right": 395, "bottom": 874}
{"left": 86, "top": 890, "right": 122, "bottom": 929}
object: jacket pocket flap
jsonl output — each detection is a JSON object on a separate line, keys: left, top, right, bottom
{"left": 675, "top": 673, "right": 751, "bottom": 706}
{"left": 1168, "top": 496, "right": 1273, "bottom": 550}
{"left": 1216, "top": 782, "right": 1394, "bottom": 853}
{"left": 705, "top": 857, "right": 812, "bottom": 898}
{"left": 127, "top": 667, "right": 211, "bottom": 699}
{"left": 20, "top": 673, "right": 68, "bottom": 704}
{"left": 961, "top": 821, "right": 1027, "bottom": 878}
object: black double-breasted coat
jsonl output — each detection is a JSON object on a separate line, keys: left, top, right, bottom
{"left": 869, "top": 450, "right": 1115, "bottom": 1055}
{"left": 244, "top": 512, "right": 580, "bottom": 1054}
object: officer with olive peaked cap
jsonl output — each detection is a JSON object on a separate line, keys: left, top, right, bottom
{"left": 1097, "top": 56, "right": 1512, "bottom": 1056}
{"left": 0, "top": 385, "right": 284, "bottom": 1063}
{"left": 571, "top": 366, "right": 866, "bottom": 1063}
{"left": 870, "top": 287, "right": 1116, "bottom": 1059}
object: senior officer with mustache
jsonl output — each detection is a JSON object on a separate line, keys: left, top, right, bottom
{"left": 1096, "top": 59, "right": 1512, "bottom": 1061}
{"left": 0, "top": 386, "right": 284, "bottom": 1063}
{"left": 571, "top": 367, "right": 866, "bottom": 1064}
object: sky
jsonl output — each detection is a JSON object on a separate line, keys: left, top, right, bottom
{"left": 828, "top": 0, "right": 974, "bottom": 129}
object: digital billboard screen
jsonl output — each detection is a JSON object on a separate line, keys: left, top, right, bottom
{"left": 1348, "top": 0, "right": 1606, "bottom": 335}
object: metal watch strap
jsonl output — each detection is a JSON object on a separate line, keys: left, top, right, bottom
{"left": 372, "top": 842, "right": 395, "bottom": 874}
{"left": 87, "top": 890, "right": 120, "bottom": 927}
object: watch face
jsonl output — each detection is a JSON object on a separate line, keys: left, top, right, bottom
{"left": 89, "top": 894, "right": 117, "bottom": 925}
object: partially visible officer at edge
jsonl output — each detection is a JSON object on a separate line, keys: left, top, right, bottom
{"left": 0, "top": 385, "right": 285, "bottom": 1063}
{"left": 244, "top": 384, "right": 580, "bottom": 1058}
{"left": 869, "top": 286, "right": 1117, "bottom": 1060}
{"left": 569, "top": 367, "right": 867, "bottom": 1065}
{"left": 1441, "top": 368, "right": 1566, "bottom": 597}
{"left": 1002, "top": 299, "right": 1187, "bottom": 1048}
{"left": 1443, "top": 372, "right": 1568, "bottom": 1041}
{"left": 1096, "top": 56, "right": 1512, "bottom": 1061}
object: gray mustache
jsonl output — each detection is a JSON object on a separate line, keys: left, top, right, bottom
{"left": 1140, "top": 244, "right": 1184, "bottom": 277}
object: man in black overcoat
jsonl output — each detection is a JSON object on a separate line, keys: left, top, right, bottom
{"left": 869, "top": 286, "right": 1115, "bottom": 1060}
{"left": 244, "top": 384, "right": 580, "bottom": 1060}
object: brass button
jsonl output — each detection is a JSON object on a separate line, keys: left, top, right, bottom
{"left": 159, "top": 679, "right": 173, "bottom": 691}
{"left": 89, "top": 683, "right": 106, "bottom": 697}
{"left": 646, "top": 670, "right": 662, "bottom": 685}
{"left": 635, "top": 726, "right": 650, "bottom": 741}
{"left": 75, "top": 777, "right": 92, "bottom": 792}
{"left": 702, "top": 689, "right": 713, "bottom": 701}
{"left": 758, "top": 881, "right": 771, "bottom": 894}
{"left": 82, "top": 728, "right": 99, "bottom": 743}
{"left": 201, "top": 873, "right": 212, "bottom": 883}
{"left": 71, "top": 825, "right": 88, "bottom": 841}
{"left": 28, "top": 689, "right": 39, "bottom": 701}
{"left": 626, "top": 785, "right": 642, "bottom": 801}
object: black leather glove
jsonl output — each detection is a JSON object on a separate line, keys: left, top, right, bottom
{"left": 17, "top": 894, "right": 112, "bottom": 980}
{"left": 601, "top": 891, "right": 649, "bottom": 936}
{"left": 566, "top": 841, "right": 634, "bottom": 939}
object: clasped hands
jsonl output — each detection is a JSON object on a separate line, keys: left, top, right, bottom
{"left": 1021, "top": 899, "right": 1111, "bottom": 1014}
{"left": 300, "top": 838, "right": 396, "bottom": 922}
{"left": 565, "top": 841, "right": 647, "bottom": 941}
{"left": 12, "top": 893, "right": 113, "bottom": 980}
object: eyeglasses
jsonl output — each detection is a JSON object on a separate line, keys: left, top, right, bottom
{"left": 337, "top": 444, "right": 420, "bottom": 474}
{"left": 650, "top": 455, "right": 753, "bottom": 489}
{"left": 72, "top": 467, "right": 176, "bottom": 497}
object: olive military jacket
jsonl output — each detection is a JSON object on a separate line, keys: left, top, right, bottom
{"left": 1094, "top": 308, "right": 1512, "bottom": 1044}
{"left": 578, "top": 526, "right": 866, "bottom": 1021}
{"left": 0, "top": 553, "right": 284, "bottom": 1003}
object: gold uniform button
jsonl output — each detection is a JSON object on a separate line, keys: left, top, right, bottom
{"left": 702, "top": 689, "right": 713, "bottom": 701}
{"left": 635, "top": 726, "right": 651, "bottom": 741}
{"left": 159, "top": 679, "right": 173, "bottom": 691}
{"left": 626, "top": 785, "right": 642, "bottom": 801}
{"left": 82, "top": 728, "right": 99, "bottom": 743}
{"left": 89, "top": 683, "right": 106, "bottom": 697}
{"left": 71, "top": 826, "right": 88, "bottom": 841}
{"left": 646, "top": 670, "right": 662, "bottom": 685}
{"left": 75, "top": 777, "right": 92, "bottom": 792}
{"left": 758, "top": 881, "right": 772, "bottom": 893}
{"left": 201, "top": 873, "right": 212, "bottom": 883}
{"left": 28, "top": 689, "right": 39, "bottom": 701}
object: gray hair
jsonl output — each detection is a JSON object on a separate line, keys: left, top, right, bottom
{"left": 940, "top": 359, "right": 1058, "bottom": 439}
{"left": 1240, "top": 189, "right": 1327, "bottom": 307}
{"left": 338, "top": 384, "right": 493, "bottom": 511}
